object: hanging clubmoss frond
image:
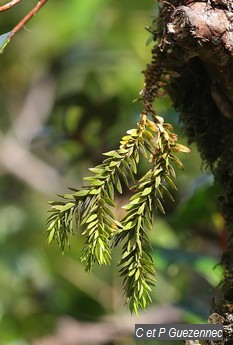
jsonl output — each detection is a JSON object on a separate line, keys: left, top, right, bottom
{"left": 46, "top": 13, "right": 190, "bottom": 313}
{"left": 113, "top": 113, "right": 190, "bottom": 314}
{"left": 46, "top": 105, "right": 189, "bottom": 313}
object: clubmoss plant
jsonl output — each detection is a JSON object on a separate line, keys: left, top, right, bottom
{"left": 46, "top": 16, "right": 190, "bottom": 315}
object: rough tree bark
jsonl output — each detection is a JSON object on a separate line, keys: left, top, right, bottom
{"left": 147, "top": 0, "right": 233, "bottom": 343}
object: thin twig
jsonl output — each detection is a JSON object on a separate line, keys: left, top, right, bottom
{"left": 10, "top": 0, "right": 47, "bottom": 38}
{"left": 0, "top": 0, "right": 21, "bottom": 12}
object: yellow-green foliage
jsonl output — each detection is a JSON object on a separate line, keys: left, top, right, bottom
{"left": 46, "top": 108, "right": 190, "bottom": 314}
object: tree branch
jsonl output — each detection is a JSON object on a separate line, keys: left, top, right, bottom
{"left": 0, "top": 0, "right": 21, "bottom": 12}
{"left": 165, "top": 2, "right": 233, "bottom": 119}
{"left": 10, "top": 0, "right": 48, "bottom": 38}
{"left": 0, "top": 0, "right": 48, "bottom": 52}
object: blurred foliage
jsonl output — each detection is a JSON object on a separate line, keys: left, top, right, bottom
{"left": 0, "top": 1, "right": 224, "bottom": 344}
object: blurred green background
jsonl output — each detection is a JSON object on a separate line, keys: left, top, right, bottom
{"left": 0, "top": 1, "right": 224, "bottom": 344}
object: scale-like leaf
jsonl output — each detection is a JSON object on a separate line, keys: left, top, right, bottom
{"left": 164, "top": 174, "right": 177, "bottom": 190}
